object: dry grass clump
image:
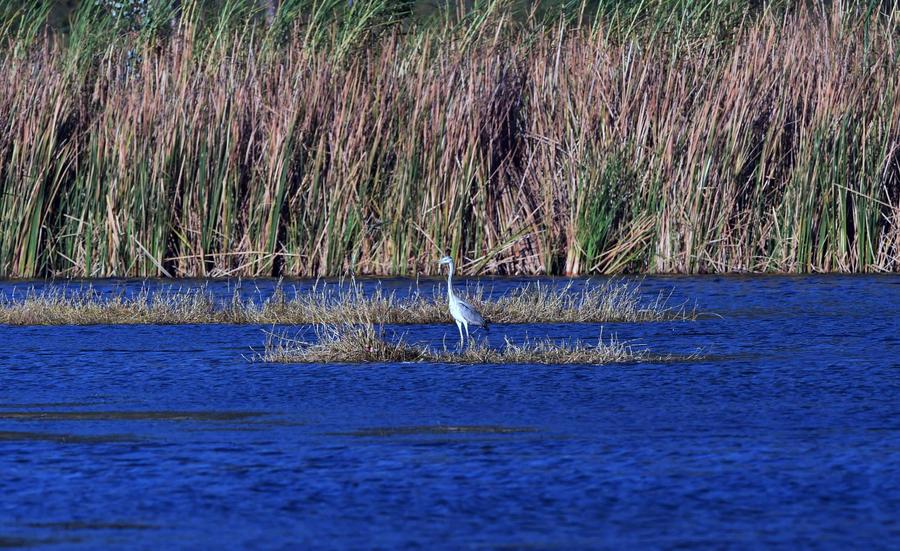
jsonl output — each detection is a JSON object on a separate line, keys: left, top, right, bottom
{"left": 259, "top": 279, "right": 692, "bottom": 324}
{"left": 254, "top": 283, "right": 427, "bottom": 325}
{"left": 481, "top": 280, "right": 688, "bottom": 323}
{"left": 262, "top": 324, "right": 431, "bottom": 363}
{"left": 0, "top": 287, "right": 227, "bottom": 325}
{"left": 260, "top": 323, "right": 655, "bottom": 365}
{"left": 0, "top": 280, "right": 692, "bottom": 325}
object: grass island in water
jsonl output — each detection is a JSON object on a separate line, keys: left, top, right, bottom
{"left": 0, "top": 280, "right": 695, "bottom": 325}
{"left": 259, "top": 322, "right": 676, "bottom": 365}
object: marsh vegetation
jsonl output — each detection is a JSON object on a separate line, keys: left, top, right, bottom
{"left": 0, "top": 1, "right": 898, "bottom": 278}
{"left": 0, "top": 279, "right": 693, "bottom": 325}
{"left": 259, "top": 322, "right": 662, "bottom": 365}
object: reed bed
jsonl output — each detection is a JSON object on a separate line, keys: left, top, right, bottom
{"left": 259, "top": 322, "right": 661, "bottom": 365}
{"left": 1, "top": 1, "right": 898, "bottom": 277}
{"left": 0, "top": 279, "right": 692, "bottom": 325}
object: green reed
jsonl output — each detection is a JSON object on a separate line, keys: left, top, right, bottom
{"left": 0, "top": 1, "right": 898, "bottom": 278}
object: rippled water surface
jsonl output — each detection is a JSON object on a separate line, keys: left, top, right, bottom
{"left": 2, "top": 276, "right": 899, "bottom": 548}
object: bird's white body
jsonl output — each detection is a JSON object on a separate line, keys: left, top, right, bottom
{"left": 439, "top": 255, "right": 487, "bottom": 347}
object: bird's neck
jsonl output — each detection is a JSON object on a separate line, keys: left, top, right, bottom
{"left": 446, "top": 263, "right": 455, "bottom": 298}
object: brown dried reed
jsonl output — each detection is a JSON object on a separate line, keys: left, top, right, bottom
{"left": 1, "top": 3, "right": 898, "bottom": 277}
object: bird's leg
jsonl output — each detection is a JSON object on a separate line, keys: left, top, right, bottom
{"left": 463, "top": 322, "right": 471, "bottom": 347}
{"left": 456, "top": 321, "right": 464, "bottom": 349}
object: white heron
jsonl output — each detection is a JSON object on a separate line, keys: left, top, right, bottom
{"left": 438, "top": 254, "right": 488, "bottom": 347}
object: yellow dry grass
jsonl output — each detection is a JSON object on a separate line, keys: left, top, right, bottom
{"left": 0, "top": 280, "right": 694, "bottom": 325}
{"left": 259, "top": 322, "right": 662, "bottom": 365}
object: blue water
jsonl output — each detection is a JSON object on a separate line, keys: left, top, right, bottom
{"left": 1, "top": 276, "right": 899, "bottom": 549}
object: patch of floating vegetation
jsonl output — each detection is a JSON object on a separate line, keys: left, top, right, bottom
{"left": 0, "top": 402, "right": 102, "bottom": 409}
{"left": 0, "top": 431, "right": 134, "bottom": 444}
{"left": 0, "top": 536, "right": 42, "bottom": 548}
{"left": 331, "top": 425, "right": 538, "bottom": 437}
{"left": 184, "top": 427, "right": 267, "bottom": 433}
{"left": 27, "top": 522, "right": 158, "bottom": 531}
{"left": 0, "top": 535, "right": 81, "bottom": 547}
{"left": 0, "top": 280, "right": 694, "bottom": 326}
{"left": 0, "top": 411, "right": 261, "bottom": 422}
{"left": 259, "top": 323, "right": 689, "bottom": 365}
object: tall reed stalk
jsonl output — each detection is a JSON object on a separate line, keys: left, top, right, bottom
{"left": 1, "top": 0, "right": 898, "bottom": 277}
